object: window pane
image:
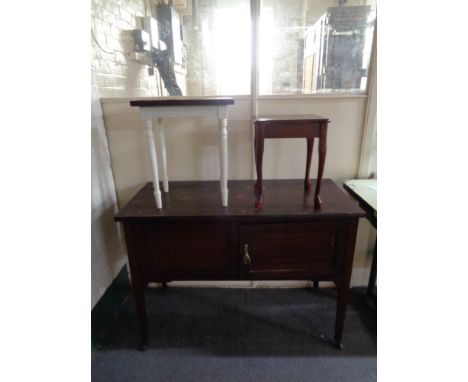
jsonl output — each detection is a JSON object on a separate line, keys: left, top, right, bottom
{"left": 259, "top": 0, "right": 376, "bottom": 95}
{"left": 182, "top": 0, "right": 251, "bottom": 96}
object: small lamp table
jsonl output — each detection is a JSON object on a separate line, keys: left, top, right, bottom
{"left": 130, "top": 98, "right": 234, "bottom": 209}
{"left": 254, "top": 115, "right": 330, "bottom": 209}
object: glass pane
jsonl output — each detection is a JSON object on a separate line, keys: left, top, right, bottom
{"left": 259, "top": 0, "right": 376, "bottom": 95}
{"left": 182, "top": 0, "right": 251, "bottom": 96}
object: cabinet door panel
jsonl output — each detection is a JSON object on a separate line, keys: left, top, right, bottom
{"left": 241, "top": 221, "right": 344, "bottom": 279}
{"left": 133, "top": 222, "right": 239, "bottom": 280}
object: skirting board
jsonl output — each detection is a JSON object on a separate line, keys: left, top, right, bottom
{"left": 146, "top": 267, "right": 372, "bottom": 289}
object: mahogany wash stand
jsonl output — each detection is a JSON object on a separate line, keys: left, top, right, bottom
{"left": 115, "top": 179, "right": 364, "bottom": 350}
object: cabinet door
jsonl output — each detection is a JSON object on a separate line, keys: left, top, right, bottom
{"left": 130, "top": 222, "right": 239, "bottom": 280}
{"left": 240, "top": 221, "right": 345, "bottom": 279}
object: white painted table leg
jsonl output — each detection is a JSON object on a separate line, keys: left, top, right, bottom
{"left": 142, "top": 115, "right": 162, "bottom": 209}
{"left": 218, "top": 117, "right": 228, "bottom": 207}
{"left": 156, "top": 117, "right": 169, "bottom": 192}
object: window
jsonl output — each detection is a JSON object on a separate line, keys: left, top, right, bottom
{"left": 182, "top": 0, "right": 251, "bottom": 96}
{"left": 258, "top": 0, "right": 376, "bottom": 95}
{"left": 175, "top": 0, "right": 376, "bottom": 96}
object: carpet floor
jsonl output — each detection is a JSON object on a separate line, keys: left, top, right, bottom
{"left": 92, "top": 287, "right": 376, "bottom": 382}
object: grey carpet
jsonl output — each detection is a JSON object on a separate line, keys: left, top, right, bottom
{"left": 92, "top": 287, "right": 376, "bottom": 382}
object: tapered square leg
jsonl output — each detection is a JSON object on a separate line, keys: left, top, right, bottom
{"left": 131, "top": 283, "right": 148, "bottom": 350}
{"left": 124, "top": 224, "right": 149, "bottom": 351}
{"left": 334, "top": 220, "right": 358, "bottom": 349}
{"left": 334, "top": 283, "right": 349, "bottom": 349}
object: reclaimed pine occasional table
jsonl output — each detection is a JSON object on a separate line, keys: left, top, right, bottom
{"left": 114, "top": 179, "right": 365, "bottom": 350}
{"left": 130, "top": 98, "right": 235, "bottom": 208}
{"left": 254, "top": 115, "right": 330, "bottom": 209}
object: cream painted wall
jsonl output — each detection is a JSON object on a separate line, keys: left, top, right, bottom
{"left": 101, "top": 95, "right": 376, "bottom": 286}
{"left": 91, "top": 76, "right": 126, "bottom": 308}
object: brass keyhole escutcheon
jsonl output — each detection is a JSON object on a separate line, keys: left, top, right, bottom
{"left": 243, "top": 243, "right": 251, "bottom": 265}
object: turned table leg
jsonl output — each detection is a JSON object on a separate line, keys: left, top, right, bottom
{"left": 218, "top": 117, "right": 228, "bottom": 207}
{"left": 155, "top": 117, "right": 169, "bottom": 193}
{"left": 142, "top": 112, "right": 162, "bottom": 209}
{"left": 314, "top": 124, "right": 328, "bottom": 209}
{"left": 254, "top": 124, "right": 265, "bottom": 208}
{"left": 305, "top": 138, "right": 314, "bottom": 193}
